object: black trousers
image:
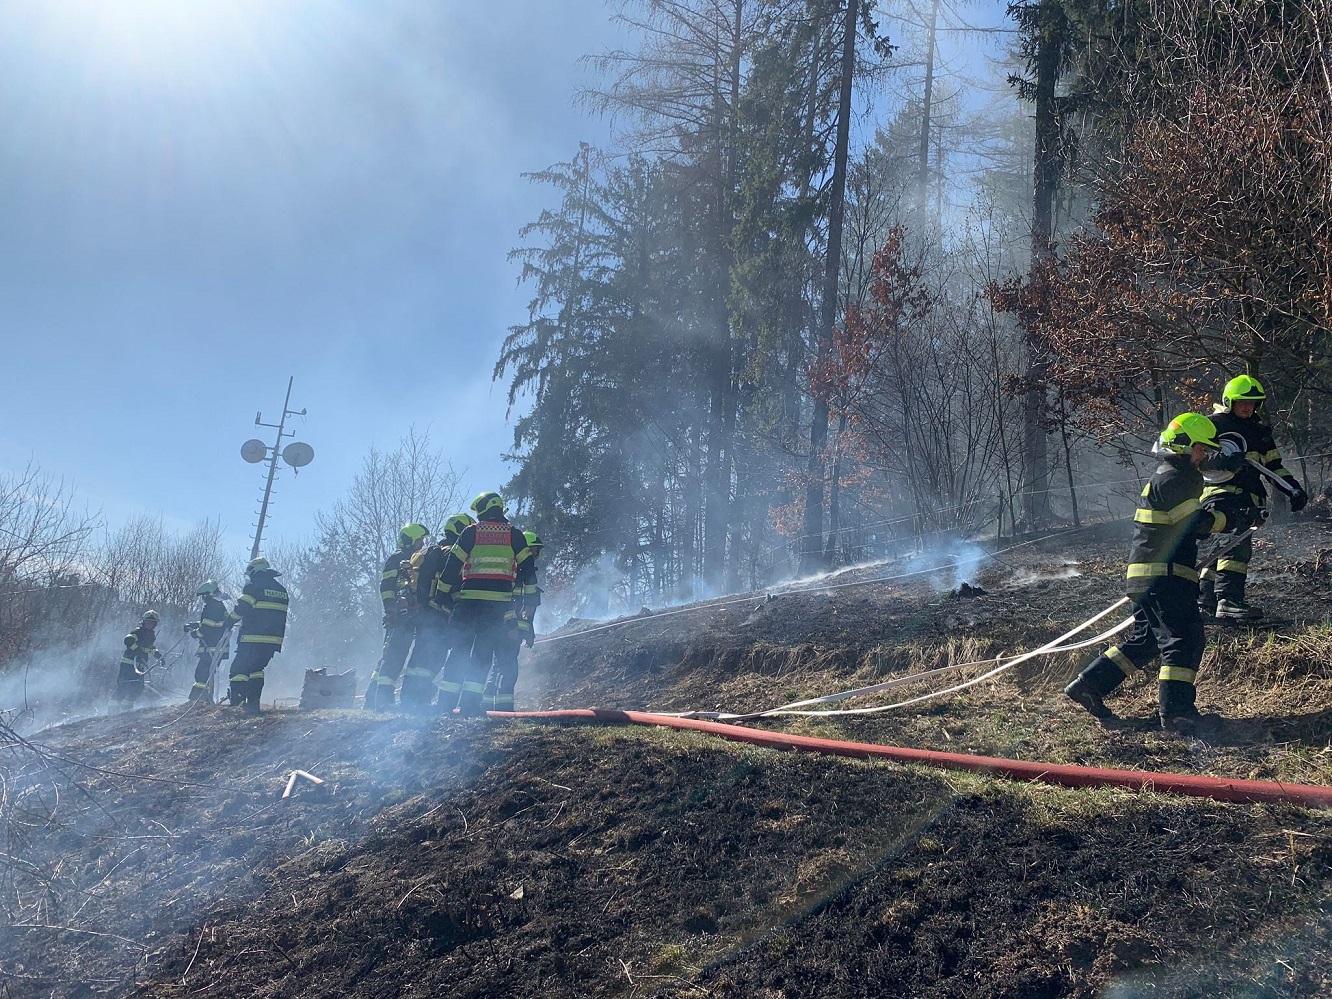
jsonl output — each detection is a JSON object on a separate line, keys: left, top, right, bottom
{"left": 1071, "top": 577, "right": 1205, "bottom": 717}
{"left": 1200, "top": 494, "right": 1257, "bottom": 602}
{"left": 229, "top": 644, "right": 277, "bottom": 714}
{"left": 365, "top": 620, "right": 417, "bottom": 709}
{"left": 453, "top": 601, "right": 512, "bottom": 717}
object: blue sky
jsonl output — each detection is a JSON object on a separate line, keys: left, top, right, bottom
{"left": 0, "top": 0, "right": 624, "bottom": 552}
{"left": 0, "top": 0, "right": 1011, "bottom": 559}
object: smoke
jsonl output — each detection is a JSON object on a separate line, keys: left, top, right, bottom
{"left": 538, "top": 536, "right": 994, "bottom": 634}
{"left": 0, "top": 611, "right": 198, "bottom": 736}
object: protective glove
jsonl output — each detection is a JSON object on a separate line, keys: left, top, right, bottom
{"left": 1289, "top": 484, "right": 1308, "bottom": 513}
{"left": 516, "top": 619, "right": 535, "bottom": 648}
{"left": 153, "top": 650, "right": 164, "bottom": 662}
{"left": 183, "top": 622, "right": 195, "bottom": 635}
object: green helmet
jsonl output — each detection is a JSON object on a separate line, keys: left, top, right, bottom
{"left": 399, "top": 522, "right": 429, "bottom": 549}
{"left": 523, "top": 530, "right": 543, "bottom": 551}
{"left": 196, "top": 580, "right": 219, "bottom": 596}
{"left": 142, "top": 609, "right": 161, "bottom": 624}
{"left": 1222, "top": 374, "right": 1266, "bottom": 411}
{"left": 470, "top": 491, "right": 505, "bottom": 517}
{"left": 246, "top": 556, "right": 271, "bottom": 575}
{"left": 1156, "top": 412, "right": 1219, "bottom": 455}
{"left": 443, "top": 513, "right": 475, "bottom": 539}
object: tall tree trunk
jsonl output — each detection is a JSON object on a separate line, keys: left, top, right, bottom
{"left": 703, "top": 0, "right": 745, "bottom": 590}
{"left": 917, "top": 0, "right": 940, "bottom": 210}
{"left": 1022, "top": 0, "right": 1062, "bottom": 529}
{"left": 801, "top": 0, "right": 858, "bottom": 574}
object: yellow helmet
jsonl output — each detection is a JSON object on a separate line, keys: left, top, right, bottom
{"left": 1221, "top": 374, "right": 1265, "bottom": 411}
{"left": 196, "top": 580, "right": 219, "bottom": 596}
{"left": 470, "top": 491, "right": 505, "bottom": 517}
{"left": 398, "top": 523, "right": 429, "bottom": 549}
{"left": 1155, "top": 412, "right": 1219, "bottom": 455}
{"left": 443, "top": 513, "right": 475, "bottom": 539}
{"left": 141, "top": 609, "right": 161, "bottom": 624}
{"left": 245, "top": 557, "right": 271, "bottom": 575}
{"left": 523, "top": 530, "right": 543, "bottom": 550}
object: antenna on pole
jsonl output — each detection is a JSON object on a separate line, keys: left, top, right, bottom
{"left": 240, "top": 376, "right": 314, "bottom": 560}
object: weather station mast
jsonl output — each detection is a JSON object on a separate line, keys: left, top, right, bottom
{"left": 240, "top": 377, "right": 314, "bottom": 560}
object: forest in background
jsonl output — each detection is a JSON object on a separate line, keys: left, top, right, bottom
{"left": 4, "top": 0, "right": 1332, "bottom": 711}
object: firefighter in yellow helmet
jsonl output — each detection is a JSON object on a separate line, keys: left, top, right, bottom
{"left": 398, "top": 513, "right": 474, "bottom": 710}
{"left": 184, "top": 580, "right": 230, "bottom": 702}
{"left": 114, "top": 609, "right": 162, "bottom": 709}
{"left": 226, "top": 557, "right": 289, "bottom": 715}
{"left": 1198, "top": 374, "right": 1306, "bottom": 622}
{"left": 433, "top": 493, "right": 533, "bottom": 716}
{"left": 1064, "top": 414, "right": 1254, "bottom": 736}
{"left": 484, "top": 529, "right": 543, "bottom": 712}
{"left": 364, "top": 522, "right": 429, "bottom": 710}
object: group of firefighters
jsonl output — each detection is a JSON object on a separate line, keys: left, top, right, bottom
{"left": 113, "top": 489, "right": 540, "bottom": 718}
{"left": 113, "top": 373, "right": 1308, "bottom": 736}
{"left": 1065, "top": 374, "right": 1309, "bottom": 736}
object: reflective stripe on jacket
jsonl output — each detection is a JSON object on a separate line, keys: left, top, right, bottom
{"left": 229, "top": 571, "right": 289, "bottom": 647}
{"left": 437, "top": 520, "right": 532, "bottom": 603}
{"left": 1126, "top": 458, "right": 1223, "bottom": 596}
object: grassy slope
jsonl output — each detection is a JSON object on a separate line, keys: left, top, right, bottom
{"left": 3, "top": 520, "right": 1332, "bottom": 997}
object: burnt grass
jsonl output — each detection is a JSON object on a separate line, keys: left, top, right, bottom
{"left": 4, "top": 520, "right": 1332, "bottom": 997}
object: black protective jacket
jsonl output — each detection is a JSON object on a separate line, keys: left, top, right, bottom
{"left": 1126, "top": 457, "right": 1226, "bottom": 597}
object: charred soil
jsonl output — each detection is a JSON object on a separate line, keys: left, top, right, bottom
{"left": 4, "top": 519, "right": 1332, "bottom": 997}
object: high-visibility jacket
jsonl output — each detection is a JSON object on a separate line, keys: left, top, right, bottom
{"left": 437, "top": 518, "right": 532, "bottom": 603}
{"left": 1126, "top": 457, "right": 1226, "bottom": 596}
{"left": 228, "top": 570, "right": 289, "bottom": 647}
{"left": 1203, "top": 408, "right": 1300, "bottom": 505}
{"left": 120, "top": 625, "right": 159, "bottom": 669}
{"left": 193, "top": 595, "right": 231, "bottom": 655}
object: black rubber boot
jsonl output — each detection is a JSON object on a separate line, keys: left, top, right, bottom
{"left": 1063, "top": 655, "right": 1124, "bottom": 720}
{"left": 1216, "top": 598, "right": 1263, "bottom": 622}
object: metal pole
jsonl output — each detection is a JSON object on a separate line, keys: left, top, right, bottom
{"left": 251, "top": 377, "right": 295, "bottom": 560}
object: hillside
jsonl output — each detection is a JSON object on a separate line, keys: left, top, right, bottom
{"left": 3, "top": 519, "right": 1332, "bottom": 998}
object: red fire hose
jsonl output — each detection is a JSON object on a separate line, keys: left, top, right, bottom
{"left": 492, "top": 708, "right": 1332, "bottom": 810}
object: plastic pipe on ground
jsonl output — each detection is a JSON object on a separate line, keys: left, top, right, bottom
{"left": 492, "top": 708, "right": 1332, "bottom": 810}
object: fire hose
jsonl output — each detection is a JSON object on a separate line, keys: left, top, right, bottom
{"left": 488, "top": 707, "right": 1332, "bottom": 809}
{"left": 484, "top": 523, "right": 1332, "bottom": 809}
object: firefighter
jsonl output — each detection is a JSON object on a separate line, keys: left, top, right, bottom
{"left": 364, "top": 522, "right": 429, "bottom": 710}
{"left": 1064, "top": 413, "right": 1253, "bottom": 736}
{"left": 1198, "top": 374, "right": 1307, "bottom": 621}
{"left": 115, "top": 610, "right": 162, "bottom": 709}
{"left": 226, "top": 557, "right": 289, "bottom": 715}
{"left": 184, "top": 580, "right": 229, "bottom": 702}
{"left": 434, "top": 492, "right": 532, "bottom": 717}
{"left": 485, "top": 530, "right": 542, "bottom": 712}
{"left": 402, "top": 513, "right": 474, "bottom": 711}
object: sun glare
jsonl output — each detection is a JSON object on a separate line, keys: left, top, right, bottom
{"left": 49, "top": 0, "right": 271, "bottom": 81}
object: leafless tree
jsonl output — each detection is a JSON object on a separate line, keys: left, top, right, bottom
{"left": 312, "top": 426, "right": 465, "bottom": 586}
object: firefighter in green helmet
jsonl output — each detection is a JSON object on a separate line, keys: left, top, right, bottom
{"left": 1198, "top": 374, "right": 1307, "bottom": 622}
{"left": 398, "top": 512, "right": 473, "bottom": 710}
{"left": 184, "top": 580, "right": 229, "bottom": 702}
{"left": 484, "top": 529, "right": 543, "bottom": 712}
{"left": 1064, "top": 413, "right": 1254, "bottom": 736}
{"left": 433, "top": 492, "right": 533, "bottom": 717}
{"left": 364, "top": 522, "right": 429, "bottom": 710}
